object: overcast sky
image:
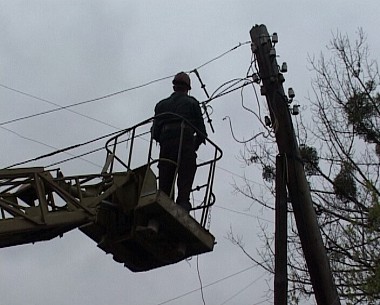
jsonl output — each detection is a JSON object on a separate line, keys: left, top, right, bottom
{"left": 1, "top": 1, "right": 380, "bottom": 305}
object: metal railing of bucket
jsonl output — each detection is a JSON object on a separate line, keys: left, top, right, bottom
{"left": 102, "top": 114, "right": 223, "bottom": 228}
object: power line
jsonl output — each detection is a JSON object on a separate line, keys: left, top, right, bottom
{"left": 0, "top": 75, "right": 173, "bottom": 127}
{"left": 2, "top": 81, "right": 255, "bottom": 171}
{"left": 219, "top": 272, "right": 267, "bottom": 305}
{"left": 214, "top": 205, "right": 274, "bottom": 224}
{"left": 252, "top": 299, "right": 271, "bottom": 305}
{"left": 0, "top": 41, "right": 252, "bottom": 170}
{"left": 4, "top": 129, "right": 269, "bottom": 222}
{"left": 155, "top": 265, "right": 256, "bottom": 305}
{"left": 2, "top": 84, "right": 269, "bottom": 224}
{"left": 46, "top": 145, "right": 105, "bottom": 169}
{"left": 0, "top": 83, "right": 120, "bottom": 130}
{"left": 3, "top": 114, "right": 262, "bottom": 196}
{"left": 3, "top": 126, "right": 123, "bottom": 169}
{"left": 1, "top": 40, "right": 273, "bottom": 304}
{"left": 215, "top": 162, "right": 269, "bottom": 190}
{"left": 1, "top": 41, "right": 263, "bottom": 218}
{"left": 197, "top": 256, "right": 206, "bottom": 305}
{"left": 44, "top": 129, "right": 150, "bottom": 169}
{"left": 205, "top": 80, "right": 253, "bottom": 105}
{"left": 0, "top": 41, "right": 250, "bottom": 127}
{"left": 0, "top": 78, "right": 250, "bottom": 169}
{"left": 0, "top": 125, "right": 102, "bottom": 169}
{"left": 194, "top": 41, "right": 251, "bottom": 71}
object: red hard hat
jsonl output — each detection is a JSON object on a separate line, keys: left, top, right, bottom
{"left": 172, "top": 72, "right": 191, "bottom": 90}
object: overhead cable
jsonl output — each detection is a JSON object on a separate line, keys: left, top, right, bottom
{"left": 193, "top": 41, "right": 251, "bottom": 71}
{"left": 223, "top": 115, "right": 265, "bottom": 144}
{"left": 205, "top": 80, "right": 253, "bottom": 105}
{"left": 0, "top": 75, "right": 173, "bottom": 127}
{"left": 0, "top": 83, "right": 120, "bottom": 130}
{"left": 155, "top": 265, "right": 256, "bottom": 305}
{"left": 0, "top": 41, "right": 250, "bottom": 127}
{"left": 45, "top": 130, "right": 150, "bottom": 169}
{"left": 2, "top": 41, "right": 253, "bottom": 171}
{"left": 3, "top": 128, "right": 123, "bottom": 169}
{"left": 219, "top": 272, "right": 266, "bottom": 305}
{"left": 0, "top": 125, "right": 101, "bottom": 169}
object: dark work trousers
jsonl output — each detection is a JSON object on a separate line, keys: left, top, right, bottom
{"left": 158, "top": 135, "right": 197, "bottom": 204}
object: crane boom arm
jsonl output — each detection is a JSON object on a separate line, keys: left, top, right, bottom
{"left": 0, "top": 167, "right": 121, "bottom": 248}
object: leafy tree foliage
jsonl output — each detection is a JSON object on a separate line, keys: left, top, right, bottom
{"left": 299, "top": 144, "right": 319, "bottom": 176}
{"left": 307, "top": 30, "right": 380, "bottom": 304}
{"left": 234, "top": 29, "right": 380, "bottom": 305}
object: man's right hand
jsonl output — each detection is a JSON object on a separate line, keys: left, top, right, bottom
{"left": 194, "top": 135, "right": 204, "bottom": 151}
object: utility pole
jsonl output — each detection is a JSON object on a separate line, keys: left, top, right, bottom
{"left": 249, "top": 24, "right": 341, "bottom": 305}
{"left": 275, "top": 154, "right": 288, "bottom": 305}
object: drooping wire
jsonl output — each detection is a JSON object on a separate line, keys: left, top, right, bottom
{"left": 242, "top": 54, "right": 273, "bottom": 134}
{"left": 246, "top": 52, "right": 256, "bottom": 78}
{"left": 3, "top": 77, "right": 252, "bottom": 170}
{"left": 223, "top": 116, "right": 265, "bottom": 144}
{"left": 250, "top": 52, "right": 279, "bottom": 137}
{"left": 0, "top": 75, "right": 174, "bottom": 127}
{"left": 197, "top": 256, "right": 206, "bottom": 305}
{"left": 0, "top": 83, "right": 120, "bottom": 130}
{"left": 2, "top": 41, "right": 253, "bottom": 170}
{"left": 210, "top": 78, "right": 249, "bottom": 100}
{"left": 2, "top": 78, "right": 250, "bottom": 170}
{"left": 0, "top": 41, "right": 251, "bottom": 127}
{"left": 215, "top": 205, "right": 273, "bottom": 223}
{"left": 216, "top": 67, "right": 269, "bottom": 143}
{"left": 155, "top": 265, "right": 255, "bottom": 305}
{"left": 219, "top": 272, "right": 267, "bottom": 305}
{"left": 193, "top": 41, "right": 251, "bottom": 71}
{"left": 240, "top": 77, "right": 273, "bottom": 136}
{"left": 45, "top": 145, "right": 105, "bottom": 169}
{"left": 250, "top": 78, "right": 263, "bottom": 121}
{"left": 252, "top": 299, "right": 272, "bottom": 305}
{"left": 0, "top": 125, "right": 102, "bottom": 169}
{"left": 203, "top": 81, "right": 254, "bottom": 106}
{"left": 0, "top": 42, "right": 251, "bottom": 168}
{"left": 196, "top": 75, "right": 257, "bottom": 143}
{"left": 0, "top": 78, "right": 248, "bottom": 169}
{"left": 3, "top": 128, "right": 123, "bottom": 169}
{"left": 217, "top": 52, "right": 278, "bottom": 145}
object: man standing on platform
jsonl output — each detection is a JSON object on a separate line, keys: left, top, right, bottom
{"left": 152, "top": 72, "right": 207, "bottom": 212}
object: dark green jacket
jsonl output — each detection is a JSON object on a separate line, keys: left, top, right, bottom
{"left": 153, "top": 91, "right": 207, "bottom": 144}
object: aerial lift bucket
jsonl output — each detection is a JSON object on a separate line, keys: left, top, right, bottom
{"left": 78, "top": 116, "right": 222, "bottom": 271}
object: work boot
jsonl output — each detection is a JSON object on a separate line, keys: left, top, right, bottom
{"left": 177, "top": 201, "right": 192, "bottom": 213}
